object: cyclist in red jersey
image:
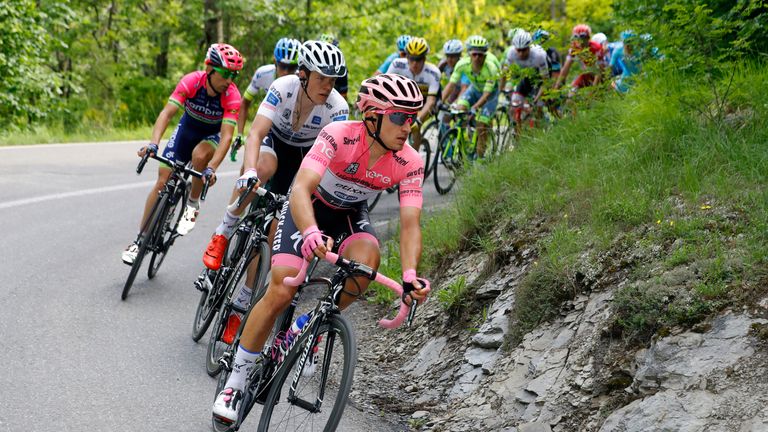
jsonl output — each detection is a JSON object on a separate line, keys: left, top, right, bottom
{"left": 122, "top": 43, "right": 243, "bottom": 264}
{"left": 212, "top": 74, "right": 430, "bottom": 423}
{"left": 554, "top": 24, "right": 606, "bottom": 93}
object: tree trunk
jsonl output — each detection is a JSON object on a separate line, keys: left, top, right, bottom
{"left": 305, "top": 0, "right": 311, "bottom": 39}
{"left": 204, "top": 0, "right": 222, "bottom": 44}
{"left": 551, "top": 0, "right": 557, "bottom": 21}
{"left": 155, "top": 29, "right": 171, "bottom": 77}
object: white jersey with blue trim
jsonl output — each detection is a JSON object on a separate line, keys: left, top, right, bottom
{"left": 385, "top": 58, "right": 441, "bottom": 97}
{"left": 245, "top": 64, "right": 277, "bottom": 98}
{"left": 256, "top": 75, "right": 349, "bottom": 147}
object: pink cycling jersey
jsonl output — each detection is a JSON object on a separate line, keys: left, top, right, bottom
{"left": 300, "top": 121, "right": 424, "bottom": 209}
{"left": 169, "top": 71, "right": 240, "bottom": 129}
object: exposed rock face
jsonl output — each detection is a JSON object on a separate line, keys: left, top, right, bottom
{"left": 352, "top": 245, "right": 768, "bottom": 432}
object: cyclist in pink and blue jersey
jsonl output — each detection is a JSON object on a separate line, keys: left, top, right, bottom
{"left": 122, "top": 43, "right": 243, "bottom": 265}
{"left": 212, "top": 73, "right": 430, "bottom": 423}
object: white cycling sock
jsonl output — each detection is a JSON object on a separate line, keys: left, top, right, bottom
{"left": 187, "top": 198, "right": 200, "bottom": 209}
{"left": 225, "top": 345, "right": 260, "bottom": 391}
{"left": 214, "top": 209, "right": 240, "bottom": 236}
{"left": 233, "top": 285, "right": 253, "bottom": 310}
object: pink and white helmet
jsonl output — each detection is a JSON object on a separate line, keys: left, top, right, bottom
{"left": 205, "top": 43, "right": 244, "bottom": 71}
{"left": 356, "top": 73, "right": 423, "bottom": 113}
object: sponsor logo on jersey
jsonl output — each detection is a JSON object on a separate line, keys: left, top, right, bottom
{"left": 356, "top": 219, "right": 371, "bottom": 230}
{"left": 311, "top": 115, "right": 322, "bottom": 125}
{"left": 335, "top": 182, "right": 368, "bottom": 195}
{"left": 325, "top": 102, "right": 334, "bottom": 110}
{"left": 332, "top": 115, "right": 347, "bottom": 121}
{"left": 333, "top": 191, "right": 357, "bottom": 201}
{"left": 319, "top": 130, "right": 338, "bottom": 150}
{"left": 392, "top": 154, "right": 409, "bottom": 166}
{"left": 282, "top": 109, "right": 291, "bottom": 119}
{"left": 343, "top": 136, "right": 359, "bottom": 145}
{"left": 394, "top": 61, "right": 407, "bottom": 69}
{"left": 406, "top": 167, "right": 424, "bottom": 177}
{"left": 165, "top": 151, "right": 175, "bottom": 158}
{"left": 186, "top": 100, "right": 224, "bottom": 117}
{"left": 344, "top": 163, "right": 359, "bottom": 174}
{"left": 266, "top": 91, "right": 280, "bottom": 106}
{"left": 287, "top": 92, "right": 293, "bottom": 98}
{"left": 400, "top": 176, "right": 423, "bottom": 187}
{"left": 290, "top": 230, "right": 303, "bottom": 252}
{"left": 366, "top": 170, "right": 392, "bottom": 184}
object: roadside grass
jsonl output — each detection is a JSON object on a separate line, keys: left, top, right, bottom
{"left": 419, "top": 62, "right": 768, "bottom": 346}
{"left": 0, "top": 124, "right": 153, "bottom": 146}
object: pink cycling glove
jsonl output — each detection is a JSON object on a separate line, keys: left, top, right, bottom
{"left": 300, "top": 225, "right": 324, "bottom": 259}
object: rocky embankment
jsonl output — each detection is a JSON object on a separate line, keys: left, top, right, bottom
{"left": 352, "top": 221, "right": 768, "bottom": 432}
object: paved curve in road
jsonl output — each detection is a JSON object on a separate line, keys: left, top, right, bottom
{"left": 0, "top": 141, "right": 450, "bottom": 432}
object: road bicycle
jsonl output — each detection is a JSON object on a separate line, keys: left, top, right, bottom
{"left": 121, "top": 152, "right": 210, "bottom": 300}
{"left": 192, "top": 180, "right": 287, "bottom": 377}
{"left": 212, "top": 251, "right": 428, "bottom": 431}
{"left": 432, "top": 108, "right": 480, "bottom": 195}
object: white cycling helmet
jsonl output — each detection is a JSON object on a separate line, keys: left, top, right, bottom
{"left": 512, "top": 30, "right": 533, "bottom": 49}
{"left": 443, "top": 39, "right": 463, "bottom": 55}
{"left": 591, "top": 32, "right": 608, "bottom": 47}
{"left": 298, "top": 40, "right": 347, "bottom": 78}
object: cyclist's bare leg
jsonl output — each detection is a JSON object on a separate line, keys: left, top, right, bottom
{"left": 337, "top": 238, "right": 380, "bottom": 309}
{"left": 189, "top": 140, "right": 216, "bottom": 200}
{"left": 238, "top": 265, "right": 300, "bottom": 353}
{"left": 243, "top": 218, "right": 277, "bottom": 289}
{"left": 139, "top": 167, "right": 172, "bottom": 232}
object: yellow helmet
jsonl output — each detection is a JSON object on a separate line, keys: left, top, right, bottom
{"left": 405, "top": 37, "right": 430, "bottom": 58}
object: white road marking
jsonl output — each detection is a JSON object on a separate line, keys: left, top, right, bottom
{"left": 0, "top": 140, "right": 144, "bottom": 151}
{"left": 0, "top": 170, "right": 240, "bottom": 210}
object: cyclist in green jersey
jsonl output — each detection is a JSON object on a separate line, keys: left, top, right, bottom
{"left": 440, "top": 35, "right": 500, "bottom": 158}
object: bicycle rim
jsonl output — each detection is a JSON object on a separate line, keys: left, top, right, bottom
{"left": 258, "top": 315, "right": 356, "bottom": 432}
{"left": 434, "top": 129, "right": 459, "bottom": 195}
{"left": 121, "top": 194, "right": 167, "bottom": 300}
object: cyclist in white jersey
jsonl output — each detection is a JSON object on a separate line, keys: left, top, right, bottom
{"left": 385, "top": 37, "right": 440, "bottom": 152}
{"left": 235, "top": 38, "right": 300, "bottom": 149}
{"left": 500, "top": 30, "right": 550, "bottom": 106}
{"left": 201, "top": 41, "right": 349, "bottom": 345}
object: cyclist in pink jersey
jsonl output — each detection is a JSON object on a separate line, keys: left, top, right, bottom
{"left": 122, "top": 43, "right": 243, "bottom": 265}
{"left": 212, "top": 74, "right": 430, "bottom": 423}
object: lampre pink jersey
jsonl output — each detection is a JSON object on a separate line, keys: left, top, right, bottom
{"left": 300, "top": 121, "right": 424, "bottom": 210}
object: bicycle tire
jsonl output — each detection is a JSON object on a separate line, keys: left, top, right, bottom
{"left": 258, "top": 314, "right": 356, "bottom": 432}
{"left": 147, "top": 187, "right": 186, "bottom": 279}
{"left": 420, "top": 119, "right": 439, "bottom": 179}
{"left": 206, "top": 240, "right": 271, "bottom": 377}
{"left": 121, "top": 193, "right": 167, "bottom": 300}
{"left": 434, "top": 129, "right": 459, "bottom": 195}
{"left": 192, "top": 269, "right": 224, "bottom": 342}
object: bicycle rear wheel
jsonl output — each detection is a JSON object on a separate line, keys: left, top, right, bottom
{"left": 206, "top": 240, "right": 271, "bottom": 376}
{"left": 147, "top": 188, "right": 186, "bottom": 279}
{"left": 258, "top": 314, "right": 356, "bottom": 432}
{"left": 191, "top": 269, "right": 223, "bottom": 342}
{"left": 121, "top": 194, "right": 167, "bottom": 300}
{"left": 420, "top": 119, "right": 439, "bottom": 179}
{"left": 434, "top": 129, "right": 459, "bottom": 195}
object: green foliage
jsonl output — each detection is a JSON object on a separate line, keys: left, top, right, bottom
{"left": 436, "top": 275, "right": 469, "bottom": 314}
{"left": 368, "top": 239, "right": 400, "bottom": 305}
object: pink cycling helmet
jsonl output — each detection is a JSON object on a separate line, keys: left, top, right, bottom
{"left": 356, "top": 73, "right": 423, "bottom": 113}
{"left": 205, "top": 43, "right": 244, "bottom": 71}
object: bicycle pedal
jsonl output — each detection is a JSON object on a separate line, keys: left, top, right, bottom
{"left": 218, "top": 354, "right": 232, "bottom": 372}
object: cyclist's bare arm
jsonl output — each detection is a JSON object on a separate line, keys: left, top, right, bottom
{"left": 419, "top": 95, "right": 437, "bottom": 122}
{"left": 236, "top": 96, "right": 254, "bottom": 136}
{"left": 442, "top": 82, "right": 456, "bottom": 104}
{"left": 210, "top": 123, "right": 235, "bottom": 171}
{"left": 288, "top": 168, "right": 333, "bottom": 257}
{"left": 142, "top": 103, "right": 179, "bottom": 155}
{"left": 243, "top": 114, "right": 273, "bottom": 173}
{"left": 554, "top": 57, "right": 574, "bottom": 89}
{"left": 399, "top": 206, "right": 428, "bottom": 299}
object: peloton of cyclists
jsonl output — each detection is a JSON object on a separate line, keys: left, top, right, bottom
{"left": 375, "top": 35, "right": 411, "bottom": 75}
{"left": 201, "top": 40, "right": 349, "bottom": 345}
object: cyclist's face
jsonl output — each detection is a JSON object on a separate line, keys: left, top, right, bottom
{"left": 407, "top": 56, "right": 426, "bottom": 74}
{"left": 469, "top": 51, "right": 486, "bottom": 69}
{"left": 446, "top": 54, "right": 461, "bottom": 68}
{"left": 304, "top": 71, "right": 337, "bottom": 103}
{"left": 209, "top": 67, "right": 233, "bottom": 93}
{"left": 379, "top": 112, "right": 414, "bottom": 150}
{"left": 516, "top": 47, "right": 530, "bottom": 60}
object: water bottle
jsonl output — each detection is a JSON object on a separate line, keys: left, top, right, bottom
{"left": 286, "top": 313, "right": 311, "bottom": 347}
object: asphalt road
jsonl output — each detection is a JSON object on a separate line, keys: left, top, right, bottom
{"left": 0, "top": 141, "right": 449, "bottom": 432}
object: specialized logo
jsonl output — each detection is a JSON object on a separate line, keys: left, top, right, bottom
{"left": 344, "top": 163, "right": 359, "bottom": 174}
{"left": 272, "top": 201, "right": 290, "bottom": 252}
{"left": 356, "top": 219, "right": 370, "bottom": 230}
{"left": 290, "top": 230, "right": 303, "bottom": 252}
{"left": 311, "top": 115, "right": 322, "bottom": 125}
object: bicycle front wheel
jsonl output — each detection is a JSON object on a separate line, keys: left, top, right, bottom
{"left": 258, "top": 314, "right": 356, "bottom": 432}
{"left": 147, "top": 188, "right": 185, "bottom": 279}
{"left": 434, "top": 129, "right": 459, "bottom": 195}
{"left": 420, "top": 119, "right": 439, "bottom": 179}
{"left": 122, "top": 193, "right": 167, "bottom": 300}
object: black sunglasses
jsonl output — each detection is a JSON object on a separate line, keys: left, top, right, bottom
{"left": 386, "top": 111, "right": 418, "bottom": 126}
